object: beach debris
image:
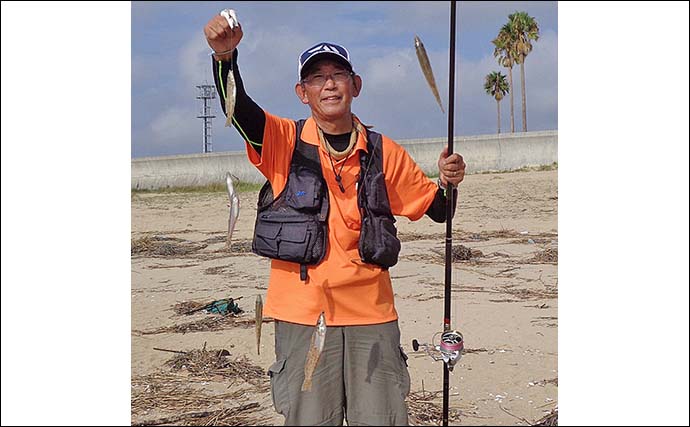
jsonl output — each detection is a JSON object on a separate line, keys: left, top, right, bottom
{"left": 131, "top": 235, "right": 207, "bottom": 257}
{"left": 174, "top": 297, "right": 243, "bottom": 316}
{"left": 153, "top": 347, "right": 188, "bottom": 355}
{"left": 133, "top": 313, "right": 272, "bottom": 336}
{"left": 131, "top": 368, "right": 270, "bottom": 426}
{"left": 132, "top": 342, "right": 271, "bottom": 425}
{"left": 414, "top": 34, "right": 445, "bottom": 113}
{"left": 406, "top": 388, "right": 468, "bottom": 425}
{"left": 467, "top": 232, "right": 489, "bottom": 241}
{"left": 533, "top": 408, "right": 558, "bottom": 426}
{"left": 528, "top": 248, "right": 558, "bottom": 264}
{"left": 498, "top": 404, "right": 533, "bottom": 425}
{"left": 452, "top": 245, "right": 483, "bottom": 261}
{"left": 529, "top": 377, "right": 558, "bottom": 387}
{"left": 205, "top": 298, "right": 243, "bottom": 315}
{"left": 166, "top": 344, "right": 267, "bottom": 389}
{"left": 255, "top": 295, "right": 263, "bottom": 355}
{"left": 132, "top": 403, "right": 264, "bottom": 427}
{"left": 301, "top": 312, "right": 327, "bottom": 391}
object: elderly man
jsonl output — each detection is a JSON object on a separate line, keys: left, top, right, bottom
{"left": 204, "top": 10, "right": 465, "bottom": 426}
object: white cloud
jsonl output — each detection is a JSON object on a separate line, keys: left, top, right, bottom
{"left": 179, "top": 31, "right": 215, "bottom": 87}
{"left": 149, "top": 106, "right": 200, "bottom": 152}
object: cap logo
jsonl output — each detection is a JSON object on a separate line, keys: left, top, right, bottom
{"left": 309, "top": 44, "right": 338, "bottom": 54}
{"left": 298, "top": 42, "right": 351, "bottom": 79}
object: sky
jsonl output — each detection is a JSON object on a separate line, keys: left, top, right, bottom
{"left": 132, "top": 1, "right": 557, "bottom": 158}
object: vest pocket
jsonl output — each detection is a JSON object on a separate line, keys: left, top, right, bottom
{"left": 359, "top": 215, "right": 400, "bottom": 268}
{"left": 285, "top": 167, "right": 323, "bottom": 212}
{"left": 278, "top": 222, "right": 310, "bottom": 262}
{"left": 253, "top": 214, "right": 323, "bottom": 265}
{"left": 365, "top": 171, "right": 392, "bottom": 216}
{"left": 253, "top": 219, "right": 281, "bottom": 259}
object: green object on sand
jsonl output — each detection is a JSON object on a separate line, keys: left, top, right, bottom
{"left": 206, "top": 298, "right": 243, "bottom": 315}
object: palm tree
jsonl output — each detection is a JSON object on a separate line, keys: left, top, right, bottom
{"left": 508, "top": 11, "right": 540, "bottom": 132}
{"left": 492, "top": 24, "right": 517, "bottom": 133}
{"left": 484, "top": 71, "right": 509, "bottom": 134}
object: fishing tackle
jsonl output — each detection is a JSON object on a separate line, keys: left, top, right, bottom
{"left": 412, "top": 329, "right": 464, "bottom": 371}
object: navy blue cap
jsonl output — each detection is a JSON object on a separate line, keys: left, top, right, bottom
{"left": 298, "top": 42, "right": 353, "bottom": 80}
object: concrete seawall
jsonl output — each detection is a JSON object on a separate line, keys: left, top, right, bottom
{"left": 132, "top": 130, "right": 557, "bottom": 190}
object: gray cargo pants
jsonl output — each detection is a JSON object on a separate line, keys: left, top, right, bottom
{"left": 268, "top": 319, "right": 411, "bottom": 426}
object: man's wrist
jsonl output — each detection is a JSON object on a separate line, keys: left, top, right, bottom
{"left": 437, "top": 177, "right": 447, "bottom": 190}
{"left": 210, "top": 49, "right": 234, "bottom": 62}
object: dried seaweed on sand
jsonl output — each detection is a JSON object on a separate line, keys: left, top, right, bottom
{"left": 133, "top": 314, "right": 272, "bottom": 335}
{"left": 132, "top": 403, "right": 268, "bottom": 426}
{"left": 131, "top": 235, "right": 207, "bottom": 257}
{"left": 132, "top": 345, "right": 272, "bottom": 425}
{"left": 451, "top": 245, "right": 484, "bottom": 261}
{"left": 527, "top": 248, "right": 558, "bottom": 264}
{"left": 166, "top": 347, "right": 268, "bottom": 389}
{"left": 406, "top": 389, "right": 473, "bottom": 425}
{"left": 533, "top": 408, "right": 558, "bottom": 426}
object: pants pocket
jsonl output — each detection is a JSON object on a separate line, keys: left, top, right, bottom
{"left": 268, "top": 358, "right": 290, "bottom": 416}
{"left": 398, "top": 346, "right": 411, "bottom": 398}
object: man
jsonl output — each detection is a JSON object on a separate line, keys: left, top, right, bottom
{"left": 204, "top": 10, "right": 466, "bottom": 426}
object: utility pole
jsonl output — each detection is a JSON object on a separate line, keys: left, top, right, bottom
{"left": 196, "top": 84, "right": 216, "bottom": 153}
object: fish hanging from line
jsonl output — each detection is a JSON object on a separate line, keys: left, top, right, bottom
{"left": 255, "top": 295, "right": 263, "bottom": 355}
{"left": 221, "top": 9, "right": 239, "bottom": 127}
{"left": 225, "top": 173, "right": 240, "bottom": 250}
{"left": 414, "top": 34, "right": 445, "bottom": 114}
{"left": 225, "top": 65, "right": 236, "bottom": 127}
{"left": 301, "top": 312, "right": 327, "bottom": 392}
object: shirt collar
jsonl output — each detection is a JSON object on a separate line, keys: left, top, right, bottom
{"left": 301, "top": 116, "right": 369, "bottom": 155}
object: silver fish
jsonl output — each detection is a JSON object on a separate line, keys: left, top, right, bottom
{"left": 225, "top": 173, "right": 240, "bottom": 250}
{"left": 222, "top": 9, "right": 239, "bottom": 127}
{"left": 224, "top": 66, "right": 236, "bottom": 127}
{"left": 255, "top": 295, "right": 263, "bottom": 355}
{"left": 414, "top": 34, "right": 445, "bottom": 113}
{"left": 301, "top": 312, "right": 327, "bottom": 392}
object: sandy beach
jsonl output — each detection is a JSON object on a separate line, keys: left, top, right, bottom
{"left": 131, "top": 169, "right": 558, "bottom": 426}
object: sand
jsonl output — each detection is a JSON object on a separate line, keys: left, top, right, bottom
{"left": 131, "top": 169, "right": 558, "bottom": 426}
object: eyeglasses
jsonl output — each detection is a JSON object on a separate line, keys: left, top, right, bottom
{"left": 301, "top": 71, "right": 354, "bottom": 87}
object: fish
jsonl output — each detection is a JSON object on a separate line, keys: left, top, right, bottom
{"left": 225, "top": 173, "right": 240, "bottom": 250}
{"left": 255, "top": 295, "right": 263, "bottom": 355}
{"left": 414, "top": 34, "right": 445, "bottom": 114}
{"left": 224, "top": 66, "right": 236, "bottom": 127}
{"left": 221, "top": 9, "right": 239, "bottom": 127}
{"left": 301, "top": 311, "right": 327, "bottom": 392}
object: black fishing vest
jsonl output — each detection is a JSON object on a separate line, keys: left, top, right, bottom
{"left": 252, "top": 119, "right": 401, "bottom": 281}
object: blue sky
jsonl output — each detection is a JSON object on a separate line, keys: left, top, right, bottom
{"left": 132, "top": 1, "right": 557, "bottom": 158}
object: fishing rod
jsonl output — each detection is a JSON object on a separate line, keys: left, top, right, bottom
{"left": 443, "top": 2, "right": 458, "bottom": 426}
{"left": 411, "top": 2, "right": 462, "bottom": 426}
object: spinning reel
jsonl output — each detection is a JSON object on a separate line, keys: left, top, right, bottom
{"left": 412, "top": 329, "right": 464, "bottom": 371}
